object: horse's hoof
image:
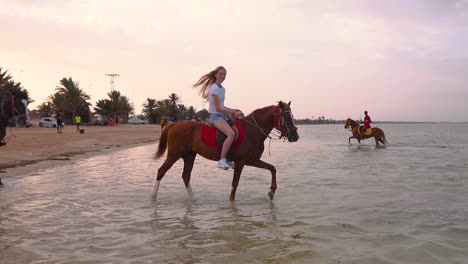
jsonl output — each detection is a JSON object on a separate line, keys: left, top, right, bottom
{"left": 268, "top": 191, "right": 275, "bottom": 200}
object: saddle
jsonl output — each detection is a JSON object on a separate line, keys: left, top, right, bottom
{"left": 358, "top": 126, "right": 372, "bottom": 136}
{"left": 201, "top": 119, "right": 244, "bottom": 147}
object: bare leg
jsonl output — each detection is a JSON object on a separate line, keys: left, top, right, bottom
{"left": 247, "top": 160, "right": 277, "bottom": 200}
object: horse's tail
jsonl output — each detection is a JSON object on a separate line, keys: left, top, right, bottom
{"left": 379, "top": 129, "right": 388, "bottom": 144}
{"left": 155, "top": 123, "right": 175, "bottom": 159}
{"left": 382, "top": 134, "right": 388, "bottom": 144}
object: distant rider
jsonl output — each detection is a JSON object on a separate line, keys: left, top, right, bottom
{"left": 361, "top": 110, "right": 372, "bottom": 135}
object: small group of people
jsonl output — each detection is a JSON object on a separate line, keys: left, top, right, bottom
{"left": 55, "top": 110, "right": 82, "bottom": 134}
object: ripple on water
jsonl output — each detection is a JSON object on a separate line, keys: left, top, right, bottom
{"left": 1, "top": 125, "right": 468, "bottom": 263}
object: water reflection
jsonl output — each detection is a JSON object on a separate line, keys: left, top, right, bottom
{"left": 1, "top": 125, "right": 468, "bottom": 263}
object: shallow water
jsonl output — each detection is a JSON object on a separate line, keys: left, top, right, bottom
{"left": 1, "top": 124, "right": 468, "bottom": 263}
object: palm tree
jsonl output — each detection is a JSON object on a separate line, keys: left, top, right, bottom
{"left": 93, "top": 90, "right": 133, "bottom": 123}
{"left": 3, "top": 80, "right": 31, "bottom": 103}
{"left": 55, "top": 77, "right": 91, "bottom": 122}
{"left": 142, "top": 98, "right": 158, "bottom": 124}
{"left": 47, "top": 93, "right": 66, "bottom": 111}
{"left": 168, "top": 93, "right": 181, "bottom": 120}
{"left": 187, "top": 106, "right": 196, "bottom": 119}
{"left": 36, "top": 102, "right": 54, "bottom": 117}
{"left": 0, "top": 67, "right": 12, "bottom": 92}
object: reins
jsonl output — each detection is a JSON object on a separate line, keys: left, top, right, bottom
{"left": 241, "top": 107, "right": 296, "bottom": 155}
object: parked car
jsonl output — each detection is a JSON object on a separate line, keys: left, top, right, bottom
{"left": 127, "top": 116, "right": 146, "bottom": 125}
{"left": 39, "top": 117, "right": 65, "bottom": 128}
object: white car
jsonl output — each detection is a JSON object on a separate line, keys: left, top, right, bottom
{"left": 127, "top": 116, "right": 146, "bottom": 125}
{"left": 39, "top": 117, "right": 65, "bottom": 128}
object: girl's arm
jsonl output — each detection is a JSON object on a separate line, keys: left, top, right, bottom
{"left": 212, "top": 95, "right": 242, "bottom": 117}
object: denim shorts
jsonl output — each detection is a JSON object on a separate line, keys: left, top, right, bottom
{"left": 209, "top": 113, "right": 228, "bottom": 124}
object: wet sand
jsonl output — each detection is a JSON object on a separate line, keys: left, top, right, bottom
{"left": 0, "top": 124, "right": 161, "bottom": 178}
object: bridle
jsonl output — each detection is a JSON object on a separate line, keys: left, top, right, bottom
{"left": 345, "top": 119, "right": 357, "bottom": 131}
{"left": 249, "top": 106, "right": 297, "bottom": 140}
{"left": 272, "top": 106, "right": 297, "bottom": 140}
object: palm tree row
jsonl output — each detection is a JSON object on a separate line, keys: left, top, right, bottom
{"left": 3, "top": 66, "right": 208, "bottom": 125}
{"left": 142, "top": 93, "right": 209, "bottom": 124}
{"left": 35, "top": 77, "right": 133, "bottom": 124}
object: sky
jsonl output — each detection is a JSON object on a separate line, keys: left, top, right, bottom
{"left": 1, "top": 0, "right": 468, "bottom": 122}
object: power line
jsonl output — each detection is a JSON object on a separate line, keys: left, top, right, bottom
{"left": 105, "top": 73, "right": 120, "bottom": 91}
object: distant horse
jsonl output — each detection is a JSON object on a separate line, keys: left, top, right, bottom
{"left": 153, "top": 101, "right": 300, "bottom": 201}
{"left": 0, "top": 93, "right": 28, "bottom": 146}
{"left": 344, "top": 118, "right": 387, "bottom": 145}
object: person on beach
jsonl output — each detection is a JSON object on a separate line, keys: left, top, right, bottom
{"left": 75, "top": 114, "right": 81, "bottom": 133}
{"left": 361, "top": 110, "right": 372, "bottom": 135}
{"left": 160, "top": 117, "right": 166, "bottom": 130}
{"left": 56, "top": 110, "right": 64, "bottom": 134}
{"left": 193, "top": 66, "right": 243, "bottom": 170}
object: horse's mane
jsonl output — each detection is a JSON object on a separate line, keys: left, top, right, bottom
{"left": 245, "top": 105, "right": 275, "bottom": 119}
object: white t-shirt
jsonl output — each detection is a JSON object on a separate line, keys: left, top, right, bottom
{"left": 208, "top": 83, "right": 225, "bottom": 113}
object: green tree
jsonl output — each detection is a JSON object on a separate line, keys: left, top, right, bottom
{"left": 0, "top": 67, "right": 12, "bottom": 92}
{"left": 196, "top": 109, "right": 210, "bottom": 121}
{"left": 93, "top": 90, "right": 133, "bottom": 123}
{"left": 167, "top": 93, "right": 181, "bottom": 120}
{"left": 54, "top": 77, "right": 91, "bottom": 122}
{"left": 36, "top": 102, "right": 54, "bottom": 117}
{"left": 142, "top": 98, "right": 158, "bottom": 124}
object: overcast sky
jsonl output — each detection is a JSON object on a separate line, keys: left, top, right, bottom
{"left": 1, "top": 0, "right": 467, "bottom": 121}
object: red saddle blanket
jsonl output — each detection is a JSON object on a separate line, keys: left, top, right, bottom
{"left": 201, "top": 119, "right": 244, "bottom": 147}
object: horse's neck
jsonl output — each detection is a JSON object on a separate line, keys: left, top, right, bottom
{"left": 246, "top": 106, "right": 275, "bottom": 139}
{"left": 350, "top": 120, "right": 359, "bottom": 128}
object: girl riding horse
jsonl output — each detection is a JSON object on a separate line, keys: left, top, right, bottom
{"left": 153, "top": 101, "right": 299, "bottom": 201}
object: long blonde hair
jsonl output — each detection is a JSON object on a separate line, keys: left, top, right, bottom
{"left": 193, "top": 66, "right": 226, "bottom": 99}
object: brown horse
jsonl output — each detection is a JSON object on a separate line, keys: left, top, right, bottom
{"left": 344, "top": 118, "right": 387, "bottom": 145}
{"left": 153, "top": 101, "right": 299, "bottom": 201}
{"left": 0, "top": 93, "right": 28, "bottom": 146}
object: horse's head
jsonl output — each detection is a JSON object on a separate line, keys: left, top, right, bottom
{"left": 274, "top": 101, "right": 299, "bottom": 142}
{"left": 344, "top": 118, "right": 351, "bottom": 129}
{"left": 1, "top": 93, "right": 28, "bottom": 123}
{"left": 15, "top": 97, "right": 28, "bottom": 116}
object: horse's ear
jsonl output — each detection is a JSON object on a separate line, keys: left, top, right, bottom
{"left": 288, "top": 101, "right": 291, "bottom": 106}
{"left": 278, "top": 101, "right": 284, "bottom": 108}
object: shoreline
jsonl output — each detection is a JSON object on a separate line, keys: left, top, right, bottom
{"left": 0, "top": 124, "right": 161, "bottom": 179}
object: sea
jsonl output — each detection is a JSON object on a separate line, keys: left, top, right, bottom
{"left": 1, "top": 124, "right": 467, "bottom": 264}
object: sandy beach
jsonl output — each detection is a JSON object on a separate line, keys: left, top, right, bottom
{"left": 0, "top": 124, "right": 161, "bottom": 178}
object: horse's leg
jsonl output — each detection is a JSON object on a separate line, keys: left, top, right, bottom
{"left": 379, "top": 134, "right": 386, "bottom": 145}
{"left": 229, "top": 162, "right": 245, "bottom": 201}
{"left": 348, "top": 136, "right": 354, "bottom": 144}
{"left": 0, "top": 126, "right": 6, "bottom": 146}
{"left": 247, "top": 160, "right": 277, "bottom": 200}
{"left": 152, "top": 155, "right": 179, "bottom": 200}
{"left": 375, "top": 136, "right": 379, "bottom": 146}
{"left": 182, "top": 152, "right": 196, "bottom": 199}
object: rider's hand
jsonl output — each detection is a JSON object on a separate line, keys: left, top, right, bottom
{"left": 233, "top": 110, "right": 243, "bottom": 118}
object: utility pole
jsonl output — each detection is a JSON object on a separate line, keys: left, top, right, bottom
{"left": 105, "top": 73, "right": 120, "bottom": 91}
